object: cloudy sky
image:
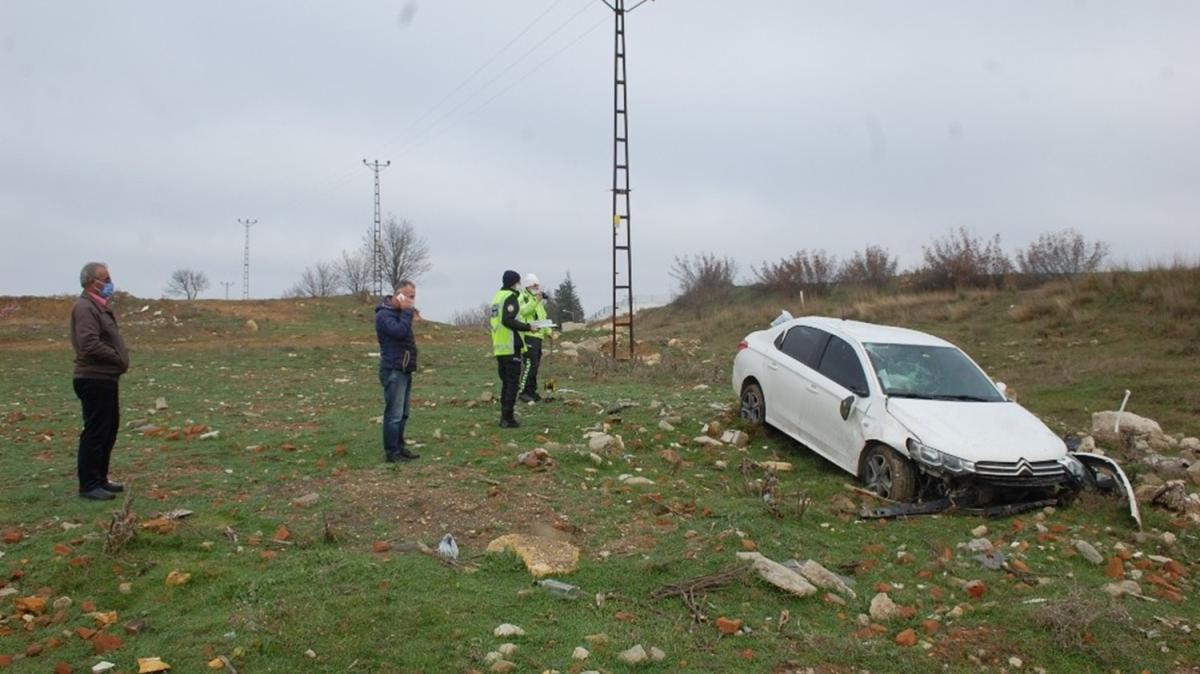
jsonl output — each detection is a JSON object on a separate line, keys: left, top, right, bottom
{"left": 2, "top": 1, "right": 1197, "bottom": 321}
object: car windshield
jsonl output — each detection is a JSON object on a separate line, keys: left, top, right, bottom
{"left": 863, "top": 343, "right": 1005, "bottom": 402}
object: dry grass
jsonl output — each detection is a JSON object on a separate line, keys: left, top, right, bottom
{"left": 1028, "top": 586, "right": 1134, "bottom": 653}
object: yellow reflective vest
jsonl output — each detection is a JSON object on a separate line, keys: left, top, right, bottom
{"left": 518, "top": 289, "right": 551, "bottom": 340}
{"left": 490, "top": 288, "right": 523, "bottom": 356}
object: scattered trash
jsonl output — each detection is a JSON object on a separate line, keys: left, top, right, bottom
{"left": 438, "top": 534, "right": 459, "bottom": 560}
{"left": 536, "top": 578, "right": 582, "bottom": 600}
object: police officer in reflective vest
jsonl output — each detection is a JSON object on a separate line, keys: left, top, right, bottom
{"left": 518, "top": 273, "right": 551, "bottom": 403}
{"left": 491, "top": 270, "right": 533, "bottom": 427}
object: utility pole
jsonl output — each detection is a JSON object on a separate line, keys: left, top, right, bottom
{"left": 220, "top": 281, "right": 236, "bottom": 300}
{"left": 238, "top": 218, "right": 257, "bottom": 300}
{"left": 362, "top": 159, "right": 391, "bottom": 298}
{"left": 600, "top": 0, "right": 654, "bottom": 360}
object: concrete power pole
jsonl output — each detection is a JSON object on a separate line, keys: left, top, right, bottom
{"left": 238, "top": 218, "right": 257, "bottom": 300}
{"left": 220, "top": 281, "right": 236, "bottom": 300}
{"left": 362, "top": 159, "right": 391, "bottom": 298}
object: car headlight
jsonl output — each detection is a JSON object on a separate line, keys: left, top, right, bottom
{"left": 907, "top": 438, "right": 975, "bottom": 474}
{"left": 1058, "top": 455, "right": 1085, "bottom": 479}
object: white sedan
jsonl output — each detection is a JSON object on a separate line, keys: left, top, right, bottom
{"left": 732, "top": 314, "right": 1088, "bottom": 501}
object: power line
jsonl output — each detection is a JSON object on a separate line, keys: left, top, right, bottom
{"left": 238, "top": 218, "right": 257, "bottom": 300}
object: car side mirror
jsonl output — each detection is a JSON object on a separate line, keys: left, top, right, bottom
{"left": 995, "top": 381, "right": 1008, "bottom": 398}
{"left": 840, "top": 395, "right": 855, "bottom": 420}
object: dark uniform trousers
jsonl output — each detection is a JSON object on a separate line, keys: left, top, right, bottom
{"left": 520, "top": 337, "right": 543, "bottom": 396}
{"left": 497, "top": 355, "right": 522, "bottom": 421}
{"left": 73, "top": 378, "right": 119, "bottom": 492}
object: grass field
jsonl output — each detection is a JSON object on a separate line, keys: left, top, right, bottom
{"left": 1, "top": 272, "right": 1197, "bottom": 673}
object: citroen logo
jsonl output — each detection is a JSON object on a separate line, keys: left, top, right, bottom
{"left": 1015, "top": 458, "right": 1033, "bottom": 476}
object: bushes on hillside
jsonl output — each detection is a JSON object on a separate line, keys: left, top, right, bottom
{"left": 838, "top": 245, "right": 899, "bottom": 288}
{"left": 914, "top": 228, "right": 1012, "bottom": 290}
{"left": 670, "top": 253, "right": 737, "bottom": 299}
{"left": 1016, "top": 228, "right": 1109, "bottom": 281}
{"left": 753, "top": 249, "right": 838, "bottom": 295}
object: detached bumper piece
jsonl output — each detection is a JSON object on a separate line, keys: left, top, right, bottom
{"left": 859, "top": 497, "right": 1059, "bottom": 520}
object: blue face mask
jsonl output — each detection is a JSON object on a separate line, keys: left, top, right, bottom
{"left": 99, "top": 282, "right": 115, "bottom": 299}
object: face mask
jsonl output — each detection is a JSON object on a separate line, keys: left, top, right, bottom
{"left": 99, "top": 282, "right": 115, "bottom": 299}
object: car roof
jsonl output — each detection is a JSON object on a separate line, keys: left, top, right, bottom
{"left": 790, "top": 316, "right": 954, "bottom": 348}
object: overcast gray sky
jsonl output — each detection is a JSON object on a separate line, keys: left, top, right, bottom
{"left": 2, "top": 1, "right": 1197, "bottom": 321}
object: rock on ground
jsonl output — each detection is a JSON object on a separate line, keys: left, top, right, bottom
{"left": 736, "top": 552, "right": 817, "bottom": 598}
{"left": 486, "top": 534, "right": 580, "bottom": 577}
{"left": 1091, "top": 410, "right": 1162, "bottom": 446}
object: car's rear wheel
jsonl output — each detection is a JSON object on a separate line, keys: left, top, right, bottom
{"left": 739, "top": 381, "right": 765, "bottom": 425}
{"left": 860, "top": 444, "right": 917, "bottom": 501}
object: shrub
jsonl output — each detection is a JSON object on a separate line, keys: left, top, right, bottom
{"left": 915, "top": 228, "right": 1011, "bottom": 290}
{"left": 753, "top": 249, "right": 838, "bottom": 295}
{"left": 670, "top": 253, "right": 737, "bottom": 299}
{"left": 1015, "top": 229, "right": 1108, "bottom": 282}
{"left": 838, "top": 245, "right": 898, "bottom": 288}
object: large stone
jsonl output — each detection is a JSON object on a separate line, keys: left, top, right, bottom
{"left": 869, "top": 593, "right": 904, "bottom": 621}
{"left": 618, "top": 644, "right": 648, "bottom": 665}
{"left": 792, "top": 559, "right": 856, "bottom": 599}
{"left": 486, "top": 534, "right": 580, "bottom": 577}
{"left": 721, "top": 430, "right": 750, "bottom": 447}
{"left": 1091, "top": 410, "right": 1162, "bottom": 446}
{"left": 736, "top": 552, "right": 817, "bottom": 598}
{"left": 1180, "top": 437, "right": 1200, "bottom": 453}
{"left": 1073, "top": 540, "right": 1104, "bottom": 565}
{"left": 1188, "top": 462, "right": 1200, "bottom": 487}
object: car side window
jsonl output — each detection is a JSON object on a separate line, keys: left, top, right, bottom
{"left": 777, "top": 326, "right": 829, "bottom": 368}
{"left": 817, "top": 336, "right": 870, "bottom": 396}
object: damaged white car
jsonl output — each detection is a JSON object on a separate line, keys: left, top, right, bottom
{"left": 733, "top": 314, "right": 1135, "bottom": 519}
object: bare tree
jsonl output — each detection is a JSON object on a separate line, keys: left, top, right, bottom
{"left": 449, "top": 303, "right": 492, "bottom": 328}
{"left": 334, "top": 248, "right": 372, "bottom": 296}
{"left": 164, "top": 269, "right": 209, "bottom": 300}
{"left": 1016, "top": 229, "right": 1109, "bottom": 281}
{"left": 754, "top": 249, "right": 838, "bottom": 294}
{"left": 287, "top": 262, "right": 338, "bottom": 298}
{"left": 365, "top": 217, "right": 432, "bottom": 291}
{"left": 839, "top": 245, "right": 899, "bottom": 288}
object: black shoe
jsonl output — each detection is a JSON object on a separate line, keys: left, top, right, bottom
{"left": 531, "top": 392, "right": 543, "bottom": 402}
{"left": 103, "top": 482, "right": 124, "bottom": 493}
{"left": 499, "top": 418, "right": 521, "bottom": 428}
{"left": 397, "top": 448, "right": 421, "bottom": 460}
{"left": 518, "top": 393, "right": 536, "bottom": 403}
{"left": 79, "top": 488, "right": 115, "bottom": 501}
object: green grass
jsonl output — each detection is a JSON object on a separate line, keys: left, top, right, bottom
{"left": 1, "top": 279, "right": 1197, "bottom": 673}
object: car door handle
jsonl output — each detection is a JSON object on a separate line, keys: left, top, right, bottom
{"left": 806, "top": 384, "right": 819, "bottom": 394}
{"left": 767, "top": 361, "right": 779, "bottom": 370}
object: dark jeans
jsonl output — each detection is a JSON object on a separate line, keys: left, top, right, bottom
{"left": 73, "top": 378, "right": 119, "bottom": 492}
{"left": 379, "top": 368, "right": 413, "bottom": 460}
{"left": 520, "top": 337, "right": 543, "bottom": 396}
{"left": 497, "top": 355, "right": 522, "bottom": 421}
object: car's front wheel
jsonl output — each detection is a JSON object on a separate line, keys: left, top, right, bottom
{"left": 739, "top": 381, "right": 765, "bottom": 425}
{"left": 860, "top": 444, "right": 917, "bottom": 501}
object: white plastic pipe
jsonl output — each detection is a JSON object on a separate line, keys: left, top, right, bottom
{"left": 1114, "top": 389, "right": 1131, "bottom": 434}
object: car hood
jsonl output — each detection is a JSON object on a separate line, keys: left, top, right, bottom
{"left": 886, "top": 398, "right": 1066, "bottom": 463}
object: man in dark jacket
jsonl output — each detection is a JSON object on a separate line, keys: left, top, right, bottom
{"left": 375, "top": 280, "right": 420, "bottom": 462}
{"left": 70, "top": 262, "right": 130, "bottom": 500}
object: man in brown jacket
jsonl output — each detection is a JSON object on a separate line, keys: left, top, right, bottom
{"left": 70, "top": 262, "right": 130, "bottom": 500}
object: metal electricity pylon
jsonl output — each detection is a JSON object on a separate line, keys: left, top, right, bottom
{"left": 238, "top": 218, "right": 257, "bottom": 300}
{"left": 600, "top": 0, "right": 654, "bottom": 360}
{"left": 363, "top": 159, "right": 391, "bottom": 298}
{"left": 220, "top": 281, "right": 236, "bottom": 300}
